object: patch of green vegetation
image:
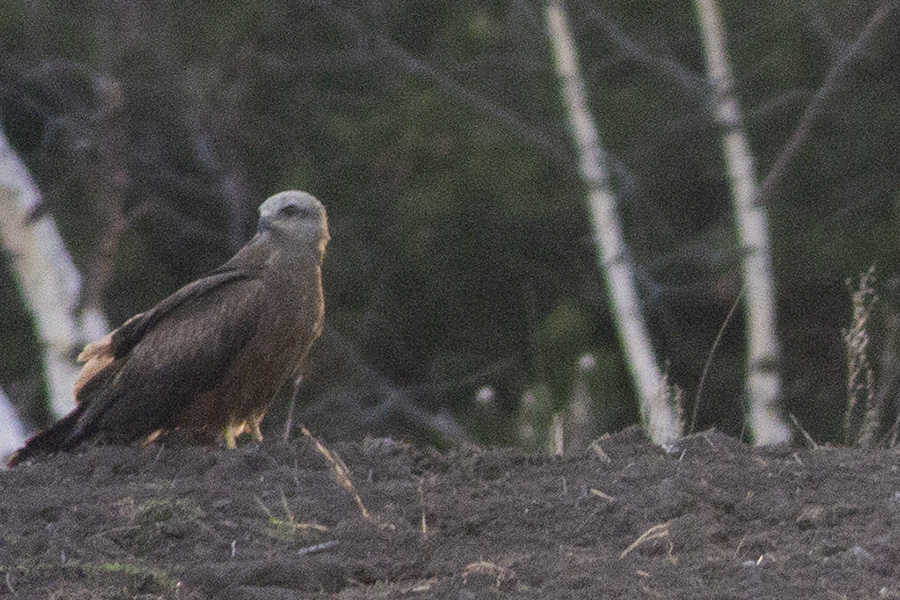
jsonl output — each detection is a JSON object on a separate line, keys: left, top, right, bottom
{"left": 1, "top": 559, "right": 178, "bottom": 596}
{"left": 135, "top": 497, "right": 204, "bottom": 525}
{"left": 81, "top": 560, "right": 178, "bottom": 589}
{"left": 114, "top": 496, "right": 205, "bottom": 556}
{"left": 257, "top": 492, "right": 329, "bottom": 544}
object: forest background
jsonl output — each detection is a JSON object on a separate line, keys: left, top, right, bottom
{"left": 1, "top": 0, "right": 898, "bottom": 452}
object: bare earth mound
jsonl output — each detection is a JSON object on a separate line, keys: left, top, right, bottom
{"left": 1, "top": 427, "right": 899, "bottom": 599}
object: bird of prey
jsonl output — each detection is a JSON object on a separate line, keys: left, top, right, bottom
{"left": 7, "top": 190, "right": 329, "bottom": 466}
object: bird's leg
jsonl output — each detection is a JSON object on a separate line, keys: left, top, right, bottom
{"left": 141, "top": 429, "right": 163, "bottom": 447}
{"left": 223, "top": 423, "right": 242, "bottom": 449}
{"left": 250, "top": 413, "right": 265, "bottom": 442}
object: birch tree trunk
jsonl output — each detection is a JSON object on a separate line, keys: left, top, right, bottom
{"left": 694, "top": 0, "right": 790, "bottom": 445}
{"left": 0, "top": 124, "right": 109, "bottom": 420}
{"left": 0, "top": 385, "right": 27, "bottom": 464}
{"left": 545, "top": 0, "right": 681, "bottom": 446}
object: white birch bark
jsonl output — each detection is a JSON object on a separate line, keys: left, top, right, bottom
{"left": 545, "top": 0, "right": 681, "bottom": 445}
{"left": 0, "top": 385, "right": 27, "bottom": 465}
{"left": 0, "top": 125, "right": 109, "bottom": 419}
{"left": 694, "top": 0, "right": 790, "bottom": 445}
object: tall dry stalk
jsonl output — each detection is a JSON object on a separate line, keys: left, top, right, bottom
{"left": 843, "top": 266, "right": 877, "bottom": 446}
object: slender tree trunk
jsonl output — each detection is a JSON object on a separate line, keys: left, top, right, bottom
{"left": 0, "top": 385, "right": 26, "bottom": 463}
{"left": 545, "top": 0, "right": 681, "bottom": 445}
{"left": 0, "top": 124, "right": 109, "bottom": 420}
{"left": 694, "top": 0, "right": 790, "bottom": 445}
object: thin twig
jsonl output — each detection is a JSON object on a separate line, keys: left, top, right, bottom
{"left": 573, "top": 0, "right": 705, "bottom": 95}
{"left": 306, "top": 0, "right": 575, "bottom": 172}
{"left": 690, "top": 282, "right": 745, "bottom": 434}
{"left": 788, "top": 413, "right": 820, "bottom": 450}
{"left": 758, "top": 0, "right": 899, "bottom": 204}
{"left": 301, "top": 425, "right": 398, "bottom": 531}
{"left": 283, "top": 377, "right": 302, "bottom": 443}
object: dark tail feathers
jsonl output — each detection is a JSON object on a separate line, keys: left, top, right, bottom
{"left": 6, "top": 406, "right": 86, "bottom": 467}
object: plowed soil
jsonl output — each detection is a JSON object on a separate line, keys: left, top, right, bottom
{"left": 2, "top": 427, "right": 899, "bottom": 599}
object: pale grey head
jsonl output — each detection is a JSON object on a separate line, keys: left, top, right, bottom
{"left": 257, "top": 191, "right": 330, "bottom": 254}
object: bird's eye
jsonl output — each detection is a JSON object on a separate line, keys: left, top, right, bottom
{"left": 279, "top": 204, "right": 301, "bottom": 217}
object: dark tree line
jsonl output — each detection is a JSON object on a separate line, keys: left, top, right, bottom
{"left": 2, "top": 0, "right": 899, "bottom": 448}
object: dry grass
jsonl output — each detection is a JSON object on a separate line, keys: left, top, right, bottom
{"left": 843, "top": 266, "right": 878, "bottom": 446}
{"left": 620, "top": 521, "right": 673, "bottom": 560}
{"left": 300, "top": 425, "right": 370, "bottom": 520}
{"left": 301, "top": 425, "right": 395, "bottom": 529}
{"left": 256, "top": 491, "right": 329, "bottom": 544}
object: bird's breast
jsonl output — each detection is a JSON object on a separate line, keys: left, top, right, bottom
{"left": 175, "top": 259, "right": 324, "bottom": 432}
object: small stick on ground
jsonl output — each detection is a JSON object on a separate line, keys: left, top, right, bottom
{"left": 588, "top": 439, "right": 612, "bottom": 463}
{"left": 297, "top": 540, "right": 339, "bottom": 557}
{"left": 462, "top": 560, "right": 515, "bottom": 586}
{"left": 417, "top": 478, "right": 428, "bottom": 539}
{"left": 589, "top": 488, "right": 616, "bottom": 502}
{"left": 5, "top": 570, "right": 16, "bottom": 597}
{"left": 255, "top": 494, "right": 330, "bottom": 535}
{"left": 733, "top": 534, "right": 747, "bottom": 559}
{"left": 621, "top": 522, "right": 672, "bottom": 559}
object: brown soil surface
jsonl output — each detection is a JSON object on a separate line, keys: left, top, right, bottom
{"left": 1, "top": 427, "right": 899, "bottom": 599}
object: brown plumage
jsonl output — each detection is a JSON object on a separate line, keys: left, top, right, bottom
{"left": 7, "top": 190, "right": 329, "bottom": 466}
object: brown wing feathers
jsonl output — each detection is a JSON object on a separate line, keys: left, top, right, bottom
{"left": 9, "top": 271, "right": 263, "bottom": 464}
{"left": 7, "top": 191, "right": 328, "bottom": 466}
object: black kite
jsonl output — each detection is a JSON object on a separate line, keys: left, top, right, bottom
{"left": 7, "top": 190, "right": 329, "bottom": 466}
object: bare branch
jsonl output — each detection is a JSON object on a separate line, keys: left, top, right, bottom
{"left": 803, "top": 1, "right": 846, "bottom": 58}
{"left": 304, "top": 0, "right": 576, "bottom": 172}
{"left": 758, "top": 0, "right": 899, "bottom": 204}
{"left": 746, "top": 90, "right": 812, "bottom": 122}
{"left": 184, "top": 48, "right": 257, "bottom": 253}
{"left": 298, "top": 327, "right": 470, "bottom": 445}
{"left": 400, "top": 357, "right": 517, "bottom": 397}
{"left": 573, "top": 0, "right": 706, "bottom": 95}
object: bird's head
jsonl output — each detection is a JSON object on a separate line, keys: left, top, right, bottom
{"left": 257, "top": 191, "right": 330, "bottom": 256}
